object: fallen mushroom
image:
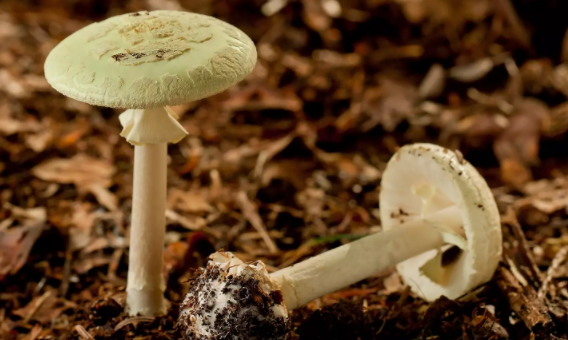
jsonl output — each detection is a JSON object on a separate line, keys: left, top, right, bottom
{"left": 44, "top": 10, "right": 257, "bottom": 316}
{"left": 179, "top": 143, "right": 502, "bottom": 339}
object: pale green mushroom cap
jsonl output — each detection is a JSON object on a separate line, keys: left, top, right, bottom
{"left": 44, "top": 10, "right": 257, "bottom": 109}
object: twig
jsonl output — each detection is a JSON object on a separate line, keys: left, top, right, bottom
{"left": 59, "top": 240, "right": 73, "bottom": 297}
{"left": 114, "top": 316, "right": 155, "bottom": 331}
{"left": 503, "top": 207, "right": 544, "bottom": 286}
{"left": 236, "top": 191, "right": 279, "bottom": 254}
{"left": 27, "top": 324, "right": 42, "bottom": 340}
{"left": 497, "top": 266, "right": 553, "bottom": 336}
{"left": 538, "top": 245, "right": 568, "bottom": 299}
{"left": 253, "top": 133, "right": 295, "bottom": 178}
{"left": 23, "top": 290, "right": 52, "bottom": 324}
{"left": 278, "top": 240, "right": 314, "bottom": 269}
{"left": 107, "top": 248, "right": 125, "bottom": 285}
{"left": 73, "top": 325, "right": 95, "bottom": 340}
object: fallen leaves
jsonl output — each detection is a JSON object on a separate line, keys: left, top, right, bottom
{"left": 167, "top": 188, "right": 213, "bottom": 214}
{"left": 236, "top": 191, "right": 279, "bottom": 254}
{"left": 13, "top": 289, "right": 76, "bottom": 324}
{"left": 32, "top": 154, "right": 118, "bottom": 210}
{"left": 3, "top": 0, "right": 568, "bottom": 339}
{"left": 497, "top": 266, "right": 553, "bottom": 336}
{"left": 32, "top": 154, "right": 114, "bottom": 188}
{"left": 0, "top": 222, "right": 44, "bottom": 281}
{"left": 494, "top": 98, "right": 548, "bottom": 188}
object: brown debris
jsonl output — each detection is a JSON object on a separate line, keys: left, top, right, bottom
{"left": 0, "top": 222, "right": 44, "bottom": 281}
{"left": 2, "top": 0, "right": 568, "bottom": 339}
{"left": 236, "top": 191, "right": 279, "bottom": 254}
{"left": 497, "top": 266, "right": 553, "bottom": 336}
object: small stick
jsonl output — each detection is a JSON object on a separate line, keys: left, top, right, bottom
{"left": 538, "top": 245, "right": 568, "bottom": 299}
{"left": 497, "top": 266, "right": 553, "bottom": 335}
{"left": 114, "top": 316, "right": 155, "bottom": 331}
{"left": 236, "top": 191, "right": 279, "bottom": 254}
{"left": 73, "top": 325, "right": 95, "bottom": 340}
{"left": 23, "top": 290, "right": 52, "bottom": 323}
{"left": 504, "top": 207, "right": 544, "bottom": 285}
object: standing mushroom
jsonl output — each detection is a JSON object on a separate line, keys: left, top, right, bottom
{"left": 44, "top": 10, "right": 257, "bottom": 316}
{"left": 179, "top": 143, "right": 502, "bottom": 339}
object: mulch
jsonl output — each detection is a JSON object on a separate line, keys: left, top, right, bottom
{"left": 2, "top": 0, "right": 568, "bottom": 339}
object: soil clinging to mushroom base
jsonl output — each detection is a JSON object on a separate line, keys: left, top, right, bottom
{"left": 179, "top": 255, "right": 290, "bottom": 339}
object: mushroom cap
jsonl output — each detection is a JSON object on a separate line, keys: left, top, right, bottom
{"left": 44, "top": 10, "right": 257, "bottom": 109}
{"left": 379, "top": 143, "right": 502, "bottom": 301}
{"left": 179, "top": 252, "right": 290, "bottom": 340}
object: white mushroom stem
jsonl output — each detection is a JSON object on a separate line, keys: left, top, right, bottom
{"left": 126, "top": 143, "right": 168, "bottom": 316}
{"left": 120, "top": 107, "right": 188, "bottom": 316}
{"left": 270, "top": 205, "right": 464, "bottom": 310}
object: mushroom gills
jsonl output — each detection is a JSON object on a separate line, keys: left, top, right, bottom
{"left": 419, "top": 244, "right": 464, "bottom": 285}
{"left": 408, "top": 182, "right": 469, "bottom": 284}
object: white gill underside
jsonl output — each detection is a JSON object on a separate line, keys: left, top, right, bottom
{"left": 409, "top": 182, "right": 468, "bottom": 285}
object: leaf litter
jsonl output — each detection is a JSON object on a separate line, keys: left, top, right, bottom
{"left": 3, "top": 0, "right": 568, "bottom": 339}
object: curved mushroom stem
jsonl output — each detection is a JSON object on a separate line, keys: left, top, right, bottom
{"left": 126, "top": 143, "right": 167, "bottom": 316}
{"left": 270, "top": 205, "right": 463, "bottom": 310}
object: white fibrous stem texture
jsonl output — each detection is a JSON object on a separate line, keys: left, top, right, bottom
{"left": 180, "top": 252, "right": 290, "bottom": 340}
{"left": 269, "top": 214, "right": 455, "bottom": 310}
{"left": 119, "top": 106, "right": 187, "bottom": 145}
{"left": 126, "top": 143, "right": 167, "bottom": 316}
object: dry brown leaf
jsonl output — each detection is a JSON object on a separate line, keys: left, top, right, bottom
{"left": 521, "top": 59, "right": 553, "bottom": 95}
{"left": 86, "top": 184, "right": 118, "bottom": 211}
{"left": 0, "top": 223, "right": 44, "bottom": 281}
{"left": 296, "top": 187, "right": 325, "bottom": 219}
{"left": 395, "top": 0, "right": 493, "bottom": 26}
{"left": 458, "top": 113, "right": 506, "bottom": 149}
{"left": 32, "top": 154, "right": 115, "bottom": 191}
{"left": 25, "top": 128, "right": 54, "bottom": 153}
{"left": 0, "top": 69, "right": 27, "bottom": 98}
{"left": 13, "top": 289, "right": 76, "bottom": 323}
{"left": 74, "top": 256, "right": 111, "bottom": 274}
{"left": 165, "top": 209, "right": 206, "bottom": 231}
{"left": 301, "top": 0, "right": 331, "bottom": 32}
{"left": 418, "top": 64, "right": 446, "bottom": 99}
{"left": 69, "top": 203, "right": 96, "bottom": 251}
{"left": 261, "top": 159, "right": 314, "bottom": 190}
{"left": 167, "top": 188, "right": 213, "bottom": 213}
{"left": 236, "top": 191, "right": 279, "bottom": 254}
{"left": 362, "top": 77, "right": 417, "bottom": 132}
{"left": 5, "top": 203, "right": 46, "bottom": 223}
{"left": 0, "top": 101, "right": 42, "bottom": 136}
{"left": 521, "top": 177, "right": 568, "bottom": 214}
{"left": 494, "top": 98, "right": 549, "bottom": 188}
{"left": 254, "top": 133, "right": 295, "bottom": 178}
{"left": 281, "top": 53, "right": 313, "bottom": 77}
{"left": 449, "top": 58, "right": 495, "bottom": 83}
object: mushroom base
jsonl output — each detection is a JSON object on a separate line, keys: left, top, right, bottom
{"left": 180, "top": 252, "right": 290, "bottom": 340}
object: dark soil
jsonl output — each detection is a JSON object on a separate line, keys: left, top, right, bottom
{"left": 2, "top": 0, "right": 568, "bottom": 339}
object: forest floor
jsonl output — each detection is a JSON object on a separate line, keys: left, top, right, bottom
{"left": 2, "top": 0, "right": 568, "bottom": 339}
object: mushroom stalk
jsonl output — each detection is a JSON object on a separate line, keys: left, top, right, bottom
{"left": 126, "top": 143, "right": 167, "bottom": 316}
{"left": 270, "top": 205, "right": 462, "bottom": 309}
{"left": 179, "top": 143, "right": 502, "bottom": 340}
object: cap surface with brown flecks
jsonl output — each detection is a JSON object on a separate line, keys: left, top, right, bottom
{"left": 44, "top": 10, "right": 257, "bottom": 109}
